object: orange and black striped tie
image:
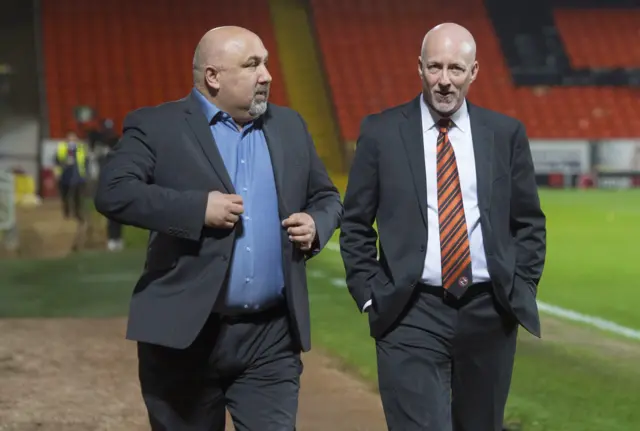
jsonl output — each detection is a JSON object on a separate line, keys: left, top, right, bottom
{"left": 436, "top": 118, "right": 472, "bottom": 298}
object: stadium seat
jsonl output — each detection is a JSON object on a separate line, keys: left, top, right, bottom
{"left": 309, "top": 0, "right": 640, "bottom": 140}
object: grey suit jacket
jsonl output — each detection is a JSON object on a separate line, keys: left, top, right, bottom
{"left": 95, "top": 91, "right": 343, "bottom": 351}
{"left": 339, "top": 95, "right": 546, "bottom": 339}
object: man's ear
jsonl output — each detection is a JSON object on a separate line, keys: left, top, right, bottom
{"left": 470, "top": 61, "right": 479, "bottom": 83}
{"left": 205, "top": 66, "right": 221, "bottom": 90}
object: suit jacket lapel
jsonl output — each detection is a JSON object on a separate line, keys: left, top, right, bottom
{"left": 183, "top": 94, "right": 235, "bottom": 193}
{"left": 400, "top": 96, "right": 428, "bottom": 227}
{"left": 261, "top": 109, "right": 288, "bottom": 216}
{"left": 468, "top": 103, "right": 494, "bottom": 211}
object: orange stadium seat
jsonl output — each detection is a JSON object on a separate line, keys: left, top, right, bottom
{"left": 309, "top": 0, "right": 640, "bottom": 140}
{"left": 42, "top": 0, "right": 288, "bottom": 139}
{"left": 554, "top": 8, "right": 640, "bottom": 69}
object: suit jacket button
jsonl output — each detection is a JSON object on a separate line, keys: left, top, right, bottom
{"left": 420, "top": 245, "right": 425, "bottom": 252}
{"left": 222, "top": 255, "right": 228, "bottom": 261}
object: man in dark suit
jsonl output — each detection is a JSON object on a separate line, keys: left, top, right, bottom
{"left": 339, "top": 22, "right": 546, "bottom": 430}
{"left": 95, "top": 26, "right": 342, "bottom": 430}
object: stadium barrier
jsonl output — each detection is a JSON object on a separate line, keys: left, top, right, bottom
{"left": 0, "top": 169, "right": 17, "bottom": 250}
{"left": 530, "top": 139, "right": 640, "bottom": 189}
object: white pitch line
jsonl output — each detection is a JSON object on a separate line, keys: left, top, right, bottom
{"left": 536, "top": 303, "right": 640, "bottom": 340}
{"left": 322, "top": 242, "right": 640, "bottom": 341}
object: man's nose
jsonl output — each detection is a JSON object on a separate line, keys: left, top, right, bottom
{"left": 438, "top": 69, "right": 451, "bottom": 87}
{"left": 438, "top": 74, "right": 452, "bottom": 87}
{"left": 259, "top": 65, "right": 272, "bottom": 83}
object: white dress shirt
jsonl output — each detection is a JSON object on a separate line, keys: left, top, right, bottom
{"left": 363, "top": 98, "right": 490, "bottom": 312}
{"left": 419, "top": 97, "right": 490, "bottom": 286}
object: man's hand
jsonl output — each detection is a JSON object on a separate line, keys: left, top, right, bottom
{"left": 282, "top": 212, "right": 317, "bottom": 251}
{"left": 204, "top": 191, "right": 244, "bottom": 229}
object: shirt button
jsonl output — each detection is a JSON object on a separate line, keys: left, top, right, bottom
{"left": 240, "top": 159, "right": 245, "bottom": 164}
{"left": 243, "top": 187, "right": 248, "bottom": 192}
{"left": 246, "top": 246, "right": 251, "bottom": 252}
{"left": 245, "top": 277, "right": 251, "bottom": 283}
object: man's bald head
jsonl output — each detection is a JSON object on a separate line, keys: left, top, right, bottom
{"left": 192, "top": 26, "right": 263, "bottom": 85}
{"left": 191, "top": 26, "right": 272, "bottom": 124}
{"left": 418, "top": 22, "right": 479, "bottom": 116}
{"left": 420, "top": 23, "right": 476, "bottom": 63}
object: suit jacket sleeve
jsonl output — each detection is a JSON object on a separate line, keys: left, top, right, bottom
{"left": 298, "top": 112, "right": 343, "bottom": 256}
{"left": 339, "top": 116, "right": 382, "bottom": 311}
{"left": 94, "top": 110, "right": 208, "bottom": 241}
{"left": 510, "top": 121, "right": 546, "bottom": 293}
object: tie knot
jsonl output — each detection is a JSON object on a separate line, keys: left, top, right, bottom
{"left": 438, "top": 118, "right": 453, "bottom": 133}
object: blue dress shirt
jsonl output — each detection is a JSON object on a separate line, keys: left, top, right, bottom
{"left": 193, "top": 88, "right": 285, "bottom": 312}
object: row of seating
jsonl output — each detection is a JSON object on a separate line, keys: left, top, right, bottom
{"left": 554, "top": 8, "right": 640, "bottom": 69}
{"left": 42, "top": 0, "right": 287, "bottom": 138}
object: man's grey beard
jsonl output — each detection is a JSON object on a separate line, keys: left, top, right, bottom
{"left": 248, "top": 97, "right": 268, "bottom": 118}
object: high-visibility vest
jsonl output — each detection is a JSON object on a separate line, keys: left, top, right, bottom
{"left": 55, "top": 141, "right": 86, "bottom": 178}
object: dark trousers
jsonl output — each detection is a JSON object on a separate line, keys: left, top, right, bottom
{"left": 107, "top": 218, "right": 122, "bottom": 240}
{"left": 59, "top": 182, "right": 85, "bottom": 221}
{"left": 137, "top": 304, "right": 302, "bottom": 430}
{"left": 376, "top": 282, "right": 518, "bottom": 431}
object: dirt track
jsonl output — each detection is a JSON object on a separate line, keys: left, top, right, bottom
{"left": 0, "top": 318, "right": 387, "bottom": 431}
{"left": 0, "top": 200, "right": 387, "bottom": 430}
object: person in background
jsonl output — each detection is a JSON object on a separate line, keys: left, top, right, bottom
{"left": 93, "top": 119, "right": 124, "bottom": 251}
{"left": 54, "top": 131, "right": 88, "bottom": 223}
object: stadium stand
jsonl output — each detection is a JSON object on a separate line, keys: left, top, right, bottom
{"left": 553, "top": 9, "right": 640, "bottom": 69}
{"left": 39, "top": 0, "right": 639, "bottom": 145}
{"left": 309, "top": 0, "right": 640, "bottom": 141}
{"left": 41, "top": 0, "right": 289, "bottom": 139}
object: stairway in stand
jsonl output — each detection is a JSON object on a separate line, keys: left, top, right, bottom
{"left": 268, "top": 0, "right": 345, "bottom": 175}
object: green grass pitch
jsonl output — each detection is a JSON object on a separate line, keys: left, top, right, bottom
{"left": 1, "top": 188, "right": 639, "bottom": 430}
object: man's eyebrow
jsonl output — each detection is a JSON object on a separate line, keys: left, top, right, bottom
{"left": 244, "top": 54, "right": 269, "bottom": 64}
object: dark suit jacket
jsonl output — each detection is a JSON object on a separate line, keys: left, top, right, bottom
{"left": 339, "top": 95, "right": 546, "bottom": 339}
{"left": 94, "top": 92, "right": 342, "bottom": 351}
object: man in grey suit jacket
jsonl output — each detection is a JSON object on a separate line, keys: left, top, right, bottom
{"left": 340, "top": 23, "right": 546, "bottom": 430}
{"left": 95, "top": 26, "right": 342, "bottom": 431}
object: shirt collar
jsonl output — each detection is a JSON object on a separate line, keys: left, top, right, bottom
{"left": 194, "top": 86, "right": 253, "bottom": 128}
{"left": 192, "top": 87, "right": 224, "bottom": 124}
{"left": 419, "top": 94, "right": 469, "bottom": 133}
{"left": 192, "top": 87, "right": 261, "bottom": 131}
